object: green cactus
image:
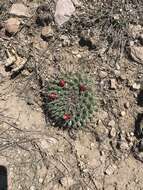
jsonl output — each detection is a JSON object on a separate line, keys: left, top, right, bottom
{"left": 43, "top": 72, "right": 96, "bottom": 129}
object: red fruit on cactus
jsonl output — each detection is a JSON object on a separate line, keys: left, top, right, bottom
{"left": 79, "top": 84, "right": 86, "bottom": 92}
{"left": 48, "top": 92, "right": 58, "bottom": 100}
{"left": 63, "top": 114, "right": 71, "bottom": 121}
{"left": 59, "top": 80, "right": 65, "bottom": 87}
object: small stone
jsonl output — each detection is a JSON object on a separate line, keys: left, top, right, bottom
{"left": 109, "top": 127, "right": 116, "bottom": 138}
{"left": 120, "top": 111, "right": 126, "bottom": 117}
{"left": 130, "top": 132, "right": 134, "bottom": 136}
{"left": 108, "top": 120, "right": 115, "bottom": 127}
{"left": 129, "top": 40, "right": 134, "bottom": 46}
{"left": 132, "top": 83, "right": 141, "bottom": 90}
{"left": 55, "top": 0, "right": 75, "bottom": 26}
{"left": 10, "top": 3, "right": 30, "bottom": 17}
{"left": 21, "top": 70, "right": 30, "bottom": 76}
{"left": 124, "top": 102, "right": 130, "bottom": 109}
{"left": 116, "top": 63, "right": 120, "bottom": 70}
{"left": 41, "top": 26, "right": 54, "bottom": 41}
{"left": 119, "top": 74, "right": 126, "bottom": 81}
{"left": 60, "top": 176, "right": 74, "bottom": 188}
{"left": 39, "top": 178, "right": 43, "bottom": 183}
{"left": 105, "top": 164, "right": 117, "bottom": 175}
{"left": 5, "top": 18, "right": 20, "bottom": 34}
{"left": 114, "top": 70, "right": 120, "bottom": 77}
{"left": 30, "top": 186, "right": 35, "bottom": 190}
{"left": 100, "top": 71, "right": 108, "bottom": 78}
{"left": 110, "top": 79, "right": 117, "bottom": 89}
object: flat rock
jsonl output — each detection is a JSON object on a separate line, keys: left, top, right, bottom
{"left": 5, "top": 18, "right": 20, "bottom": 34}
{"left": 55, "top": 0, "right": 75, "bottom": 26}
{"left": 132, "top": 83, "right": 141, "bottom": 90}
{"left": 10, "top": 3, "right": 30, "bottom": 17}
{"left": 129, "top": 46, "right": 143, "bottom": 64}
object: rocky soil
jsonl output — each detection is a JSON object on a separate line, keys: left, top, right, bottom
{"left": 0, "top": 0, "right": 143, "bottom": 190}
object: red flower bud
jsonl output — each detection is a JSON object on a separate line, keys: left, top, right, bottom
{"left": 79, "top": 84, "right": 86, "bottom": 92}
{"left": 59, "top": 80, "right": 65, "bottom": 87}
{"left": 48, "top": 92, "right": 58, "bottom": 100}
{"left": 63, "top": 114, "right": 71, "bottom": 121}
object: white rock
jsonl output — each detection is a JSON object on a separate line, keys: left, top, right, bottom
{"left": 129, "top": 46, "right": 143, "bottom": 64}
{"left": 39, "top": 178, "right": 43, "bottom": 183}
{"left": 5, "top": 18, "right": 20, "bottom": 34}
{"left": 120, "top": 111, "right": 126, "bottom": 117}
{"left": 132, "top": 83, "right": 141, "bottom": 90}
{"left": 10, "top": 3, "right": 30, "bottom": 17}
{"left": 124, "top": 102, "right": 130, "bottom": 109}
{"left": 55, "top": 0, "right": 75, "bottom": 26}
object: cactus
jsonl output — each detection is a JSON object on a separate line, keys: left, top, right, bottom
{"left": 43, "top": 72, "right": 96, "bottom": 129}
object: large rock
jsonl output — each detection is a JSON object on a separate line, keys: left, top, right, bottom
{"left": 54, "top": 0, "right": 75, "bottom": 26}
{"left": 129, "top": 45, "right": 143, "bottom": 64}
{"left": 5, "top": 18, "right": 20, "bottom": 34}
{"left": 9, "top": 3, "right": 30, "bottom": 17}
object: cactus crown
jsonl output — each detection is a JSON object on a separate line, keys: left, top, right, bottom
{"left": 43, "top": 72, "right": 95, "bottom": 129}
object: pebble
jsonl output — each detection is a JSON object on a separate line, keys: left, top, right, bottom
{"left": 110, "top": 79, "right": 117, "bottom": 89}
{"left": 60, "top": 176, "right": 74, "bottom": 187}
{"left": 30, "top": 186, "right": 35, "bottom": 190}
{"left": 100, "top": 71, "right": 108, "bottom": 78}
{"left": 5, "top": 18, "right": 20, "bottom": 34}
{"left": 120, "top": 111, "right": 126, "bottom": 117}
{"left": 132, "top": 83, "right": 141, "bottom": 90}
{"left": 124, "top": 102, "right": 130, "bottom": 109}
{"left": 105, "top": 164, "right": 117, "bottom": 175}
{"left": 9, "top": 3, "right": 30, "bottom": 17}
{"left": 39, "top": 178, "right": 43, "bottom": 183}
{"left": 109, "top": 127, "right": 116, "bottom": 138}
{"left": 54, "top": 0, "right": 75, "bottom": 26}
{"left": 41, "top": 25, "right": 54, "bottom": 41}
{"left": 108, "top": 120, "right": 115, "bottom": 127}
